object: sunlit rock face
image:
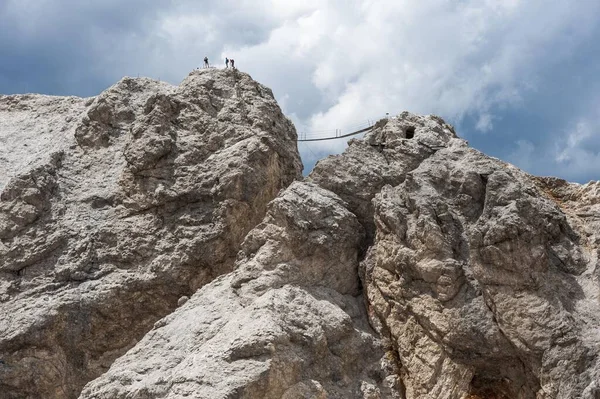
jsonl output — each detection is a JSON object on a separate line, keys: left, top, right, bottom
{"left": 320, "top": 114, "right": 600, "bottom": 399}
{"left": 309, "top": 113, "right": 600, "bottom": 398}
{"left": 0, "top": 68, "right": 302, "bottom": 398}
{"left": 80, "top": 181, "right": 402, "bottom": 399}
{"left": 2, "top": 69, "right": 599, "bottom": 399}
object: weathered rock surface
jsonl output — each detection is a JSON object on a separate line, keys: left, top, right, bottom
{"left": 0, "top": 69, "right": 302, "bottom": 398}
{"left": 79, "top": 112, "right": 600, "bottom": 399}
{"left": 314, "top": 114, "right": 600, "bottom": 398}
{"left": 80, "top": 181, "right": 402, "bottom": 398}
{"left": 309, "top": 114, "right": 456, "bottom": 243}
{"left": 2, "top": 71, "right": 600, "bottom": 399}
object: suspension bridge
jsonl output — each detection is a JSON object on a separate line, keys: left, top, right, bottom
{"left": 297, "top": 119, "right": 380, "bottom": 142}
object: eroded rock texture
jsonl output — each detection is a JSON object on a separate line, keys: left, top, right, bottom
{"left": 314, "top": 114, "right": 600, "bottom": 398}
{"left": 85, "top": 112, "right": 600, "bottom": 399}
{"left": 81, "top": 181, "right": 401, "bottom": 398}
{"left": 0, "top": 69, "right": 301, "bottom": 398}
{"left": 2, "top": 73, "right": 599, "bottom": 399}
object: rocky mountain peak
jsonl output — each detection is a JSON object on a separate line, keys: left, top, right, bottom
{"left": 1, "top": 72, "right": 599, "bottom": 399}
{"left": 0, "top": 68, "right": 301, "bottom": 398}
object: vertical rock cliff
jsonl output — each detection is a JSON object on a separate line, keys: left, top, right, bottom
{"left": 81, "top": 181, "right": 402, "bottom": 398}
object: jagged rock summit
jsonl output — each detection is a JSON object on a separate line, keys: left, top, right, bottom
{"left": 2, "top": 70, "right": 600, "bottom": 399}
{"left": 0, "top": 68, "right": 302, "bottom": 398}
{"left": 312, "top": 114, "right": 600, "bottom": 398}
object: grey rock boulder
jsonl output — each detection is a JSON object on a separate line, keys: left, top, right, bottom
{"left": 3, "top": 72, "right": 599, "bottom": 399}
{"left": 81, "top": 111, "right": 600, "bottom": 399}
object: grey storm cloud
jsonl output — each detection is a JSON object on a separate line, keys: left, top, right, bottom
{"left": 0, "top": 0, "right": 168, "bottom": 95}
{"left": 0, "top": 0, "right": 278, "bottom": 95}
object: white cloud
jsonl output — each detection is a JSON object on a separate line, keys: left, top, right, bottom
{"left": 507, "top": 139, "right": 536, "bottom": 174}
{"left": 5, "top": 1, "right": 597, "bottom": 131}
{"left": 476, "top": 113, "right": 494, "bottom": 132}
{"left": 198, "top": 1, "right": 599, "bottom": 163}
{"left": 506, "top": 109, "right": 600, "bottom": 182}
{"left": 556, "top": 121, "right": 591, "bottom": 164}
{"left": 553, "top": 118, "right": 600, "bottom": 181}
{"left": 2, "top": 0, "right": 600, "bottom": 179}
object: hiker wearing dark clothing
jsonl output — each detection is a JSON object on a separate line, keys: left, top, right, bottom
{"left": 204, "top": 57, "right": 209, "bottom": 68}
{"left": 230, "top": 59, "right": 235, "bottom": 69}
{"left": 225, "top": 58, "right": 229, "bottom": 68}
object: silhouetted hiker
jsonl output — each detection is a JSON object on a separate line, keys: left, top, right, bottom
{"left": 225, "top": 58, "right": 229, "bottom": 68}
{"left": 230, "top": 59, "right": 235, "bottom": 69}
{"left": 204, "top": 57, "right": 209, "bottom": 68}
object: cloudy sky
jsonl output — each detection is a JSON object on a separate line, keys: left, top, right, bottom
{"left": 2, "top": 1, "right": 600, "bottom": 182}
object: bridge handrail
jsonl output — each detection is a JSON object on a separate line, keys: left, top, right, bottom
{"left": 297, "top": 119, "right": 379, "bottom": 142}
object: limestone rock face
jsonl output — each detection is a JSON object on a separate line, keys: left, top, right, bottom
{"left": 348, "top": 117, "right": 600, "bottom": 398}
{"left": 309, "top": 114, "right": 458, "bottom": 242}
{"left": 80, "top": 181, "right": 402, "bottom": 399}
{"left": 81, "top": 112, "right": 600, "bottom": 399}
{"left": 3, "top": 73, "right": 600, "bottom": 399}
{"left": 0, "top": 69, "right": 302, "bottom": 399}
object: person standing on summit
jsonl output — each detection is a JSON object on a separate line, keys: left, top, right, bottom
{"left": 225, "top": 57, "right": 229, "bottom": 68}
{"left": 204, "top": 57, "right": 209, "bottom": 68}
{"left": 230, "top": 59, "right": 235, "bottom": 69}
